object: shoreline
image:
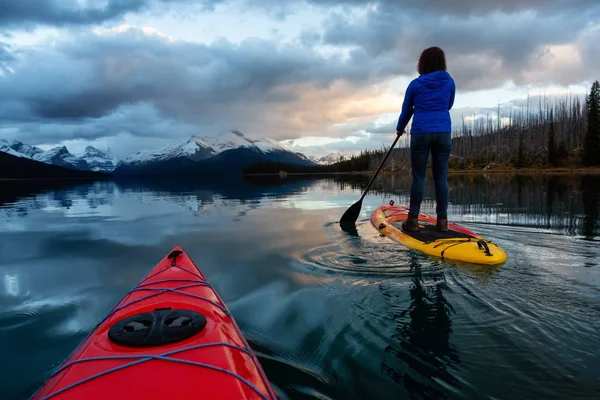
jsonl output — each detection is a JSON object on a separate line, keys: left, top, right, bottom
{"left": 3, "top": 166, "right": 599, "bottom": 182}
{"left": 447, "top": 166, "right": 600, "bottom": 175}
{"left": 0, "top": 177, "right": 113, "bottom": 182}
{"left": 245, "top": 166, "right": 600, "bottom": 177}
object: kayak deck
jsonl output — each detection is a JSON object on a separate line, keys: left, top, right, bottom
{"left": 32, "top": 247, "right": 277, "bottom": 400}
{"left": 371, "top": 202, "right": 507, "bottom": 266}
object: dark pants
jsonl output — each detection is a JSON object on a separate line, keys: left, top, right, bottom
{"left": 409, "top": 132, "right": 452, "bottom": 216}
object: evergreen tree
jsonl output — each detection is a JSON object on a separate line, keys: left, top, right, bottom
{"left": 548, "top": 109, "right": 557, "bottom": 166}
{"left": 583, "top": 80, "right": 600, "bottom": 166}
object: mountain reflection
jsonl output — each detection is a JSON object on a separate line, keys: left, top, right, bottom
{"left": 1, "top": 173, "right": 598, "bottom": 238}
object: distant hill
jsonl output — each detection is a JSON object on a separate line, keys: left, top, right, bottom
{"left": 0, "top": 151, "right": 111, "bottom": 180}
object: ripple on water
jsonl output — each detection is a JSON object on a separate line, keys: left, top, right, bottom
{"left": 0, "top": 311, "right": 38, "bottom": 331}
{"left": 0, "top": 297, "right": 85, "bottom": 341}
{"left": 242, "top": 326, "right": 356, "bottom": 400}
{"left": 291, "top": 219, "right": 445, "bottom": 277}
{"left": 0, "top": 296, "right": 92, "bottom": 400}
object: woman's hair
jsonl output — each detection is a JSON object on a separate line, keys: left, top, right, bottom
{"left": 417, "top": 46, "right": 447, "bottom": 75}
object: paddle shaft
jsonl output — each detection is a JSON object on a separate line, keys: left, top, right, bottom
{"left": 358, "top": 134, "right": 401, "bottom": 202}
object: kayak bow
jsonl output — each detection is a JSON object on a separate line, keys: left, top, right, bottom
{"left": 32, "top": 246, "right": 277, "bottom": 400}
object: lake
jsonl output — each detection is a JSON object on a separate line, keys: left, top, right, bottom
{"left": 1, "top": 173, "right": 599, "bottom": 399}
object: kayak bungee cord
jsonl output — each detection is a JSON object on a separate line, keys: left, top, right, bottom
{"left": 111, "top": 281, "right": 231, "bottom": 317}
{"left": 37, "top": 342, "right": 270, "bottom": 400}
{"left": 31, "top": 250, "right": 278, "bottom": 400}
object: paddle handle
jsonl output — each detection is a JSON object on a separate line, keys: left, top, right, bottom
{"left": 359, "top": 134, "right": 401, "bottom": 201}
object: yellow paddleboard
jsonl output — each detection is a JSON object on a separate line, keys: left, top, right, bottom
{"left": 371, "top": 201, "right": 507, "bottom": 266}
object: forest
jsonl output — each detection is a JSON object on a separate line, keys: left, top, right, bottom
{"left": 245, "top": 80, "right": 600, "bottom": 174}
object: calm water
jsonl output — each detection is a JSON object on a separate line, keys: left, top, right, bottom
{"left": 1, "top": 173, "right": 599, "bottom": 400}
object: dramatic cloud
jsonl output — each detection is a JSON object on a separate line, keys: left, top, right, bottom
{"left": 0, "top": 25, "right": 405, "bottom": 144}
{"left": 0, "top": 0, "right": 210, "bottom": 29}
{"left": 0, "top": 41, "right": 13, "bottom": 60}
{"left": 316, "top": 1, "right": 600, "bottom": 90}
{"left": 0, "top": 41, "right": 14, "bottom": 76}
{"left": 304, "top": 0, "right": 600, "bottom": 16}
{"left": 0, "top": 0, "right": 599, "bottom": 158}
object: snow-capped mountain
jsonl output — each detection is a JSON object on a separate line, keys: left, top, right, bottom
{"left": 80, "top": 146, "right": 116, "bottom": 173}
{"left": 2, "top": 132, "right": 316, "bottom": 176}
{"left": 118, "top": 137, "right": 216, "bottom": 167}
{"left": 310, "top": 152, "right": 356, "bottom": 165}
{"left": 115, "top": 130, "right": 315, "bottom": 176}
{"left": 0, "top": 139, "right": 98, "bottom": 171}
{"left": 119, "top": 131, "right": 290, "bottom": 167}
{"left": 203, "top": 130, "right": 288, "bottom": 154}
{"left": 34, "top": 146, "right": 90, "bottom": 170}
{"left": 0, "top": 139, "right": 44, "bottom": 159}
{"left": 1, "top": 150, "right": 109, "bottom": 180}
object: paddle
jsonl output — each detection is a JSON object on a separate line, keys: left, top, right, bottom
{"left": 339, "top": 133, "right": 402, "bottom": 229}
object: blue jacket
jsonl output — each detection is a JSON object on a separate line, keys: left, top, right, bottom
{"left": 396, "top": 70, "right": 455, "bottom": 134}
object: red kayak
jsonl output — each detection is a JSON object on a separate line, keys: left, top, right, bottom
{"left": 32, "top": 247, "right": 277, "bottom": 400}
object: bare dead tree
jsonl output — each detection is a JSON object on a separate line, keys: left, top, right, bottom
{"left": 363, "top": 92, "right": 590, "bottom": 171}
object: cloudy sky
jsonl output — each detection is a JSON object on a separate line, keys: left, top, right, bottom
{"left": 1, "top": 0, "right": 599, "bottom": 159}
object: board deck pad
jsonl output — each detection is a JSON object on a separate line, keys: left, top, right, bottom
{"left": 390, "top": 221, "right": 475, "bottom": 243}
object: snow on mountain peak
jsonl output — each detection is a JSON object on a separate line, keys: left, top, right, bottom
{"left": 0, "top": 139, "right": 44, "bottom": 159}
{"left": 119, "top": 131, "right": 292, "bottom": 166}
{"left": 199, "top": 130, "right": 287, "bottom": 154}
{"left": 310, "top": 151, "right": 357, "bottom": 165}
{"left": 81, "top": 146, "right": 116, "bottom": 172}
{"left": 201, "top": 131, "right": 256, "bottom": 152}
{"left": 84, "top": 146, "right": 102, "bottom": 154}
{"left": 32, "top": 146, "right": 89, "bottom": 170}
{"left": 1, "top": 140, "right": 119, "bottom": 172}
{"left": 120, "top": 136, "right": 217, "bottom": 166}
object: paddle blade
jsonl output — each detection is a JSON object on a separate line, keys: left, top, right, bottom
{"left": 340, "top": 199, "right": 362, "bottom": 227}
{"left": 340, "top": 221, "right": 359, "bottom": 236}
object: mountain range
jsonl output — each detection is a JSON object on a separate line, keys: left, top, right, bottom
{"left": 0, "top": 150, "right": 110, "bottom": 180}
{"left": 0, "top": 139, "right": 116, "bottom": 173}
{"left": 0, "top": 131, "right": 327, "bottom": 176}
{"left": 308, "top": 152, "right": 357, "bottom": 165}
{"left": 113, "top": 130, "right": 315, "bottom": 175}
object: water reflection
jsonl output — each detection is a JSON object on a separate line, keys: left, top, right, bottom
{"left": 1, "top": 174, "right": 598, "bottom": 237}
{"left": 0, "top": 172, "right": 599, "bottom": 400}
{"left": 3, "top": 274, "right": 21, "bottom": 298}
{"left": 365, "top": 173, "right": 600, "bottom": 239}
{"left": 380, "top": 254, "right": 461, "bottom": 399}
{"left": 581, "top": 175, "right": 599, "bottom": 239}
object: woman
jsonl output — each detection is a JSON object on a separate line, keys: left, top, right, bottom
{"left": 396, "top": 46, "right": 455, "bottom": 232}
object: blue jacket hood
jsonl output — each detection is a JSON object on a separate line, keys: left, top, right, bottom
{"left": 417, "top": 70, "right": 452, "bottom": 89}
{"left": 396, "top": 69, "right": 456, "bottom": 134}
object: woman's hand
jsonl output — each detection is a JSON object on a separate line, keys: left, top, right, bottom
{"left": 396, "top": 130, "right": 405, "bottom": 137}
